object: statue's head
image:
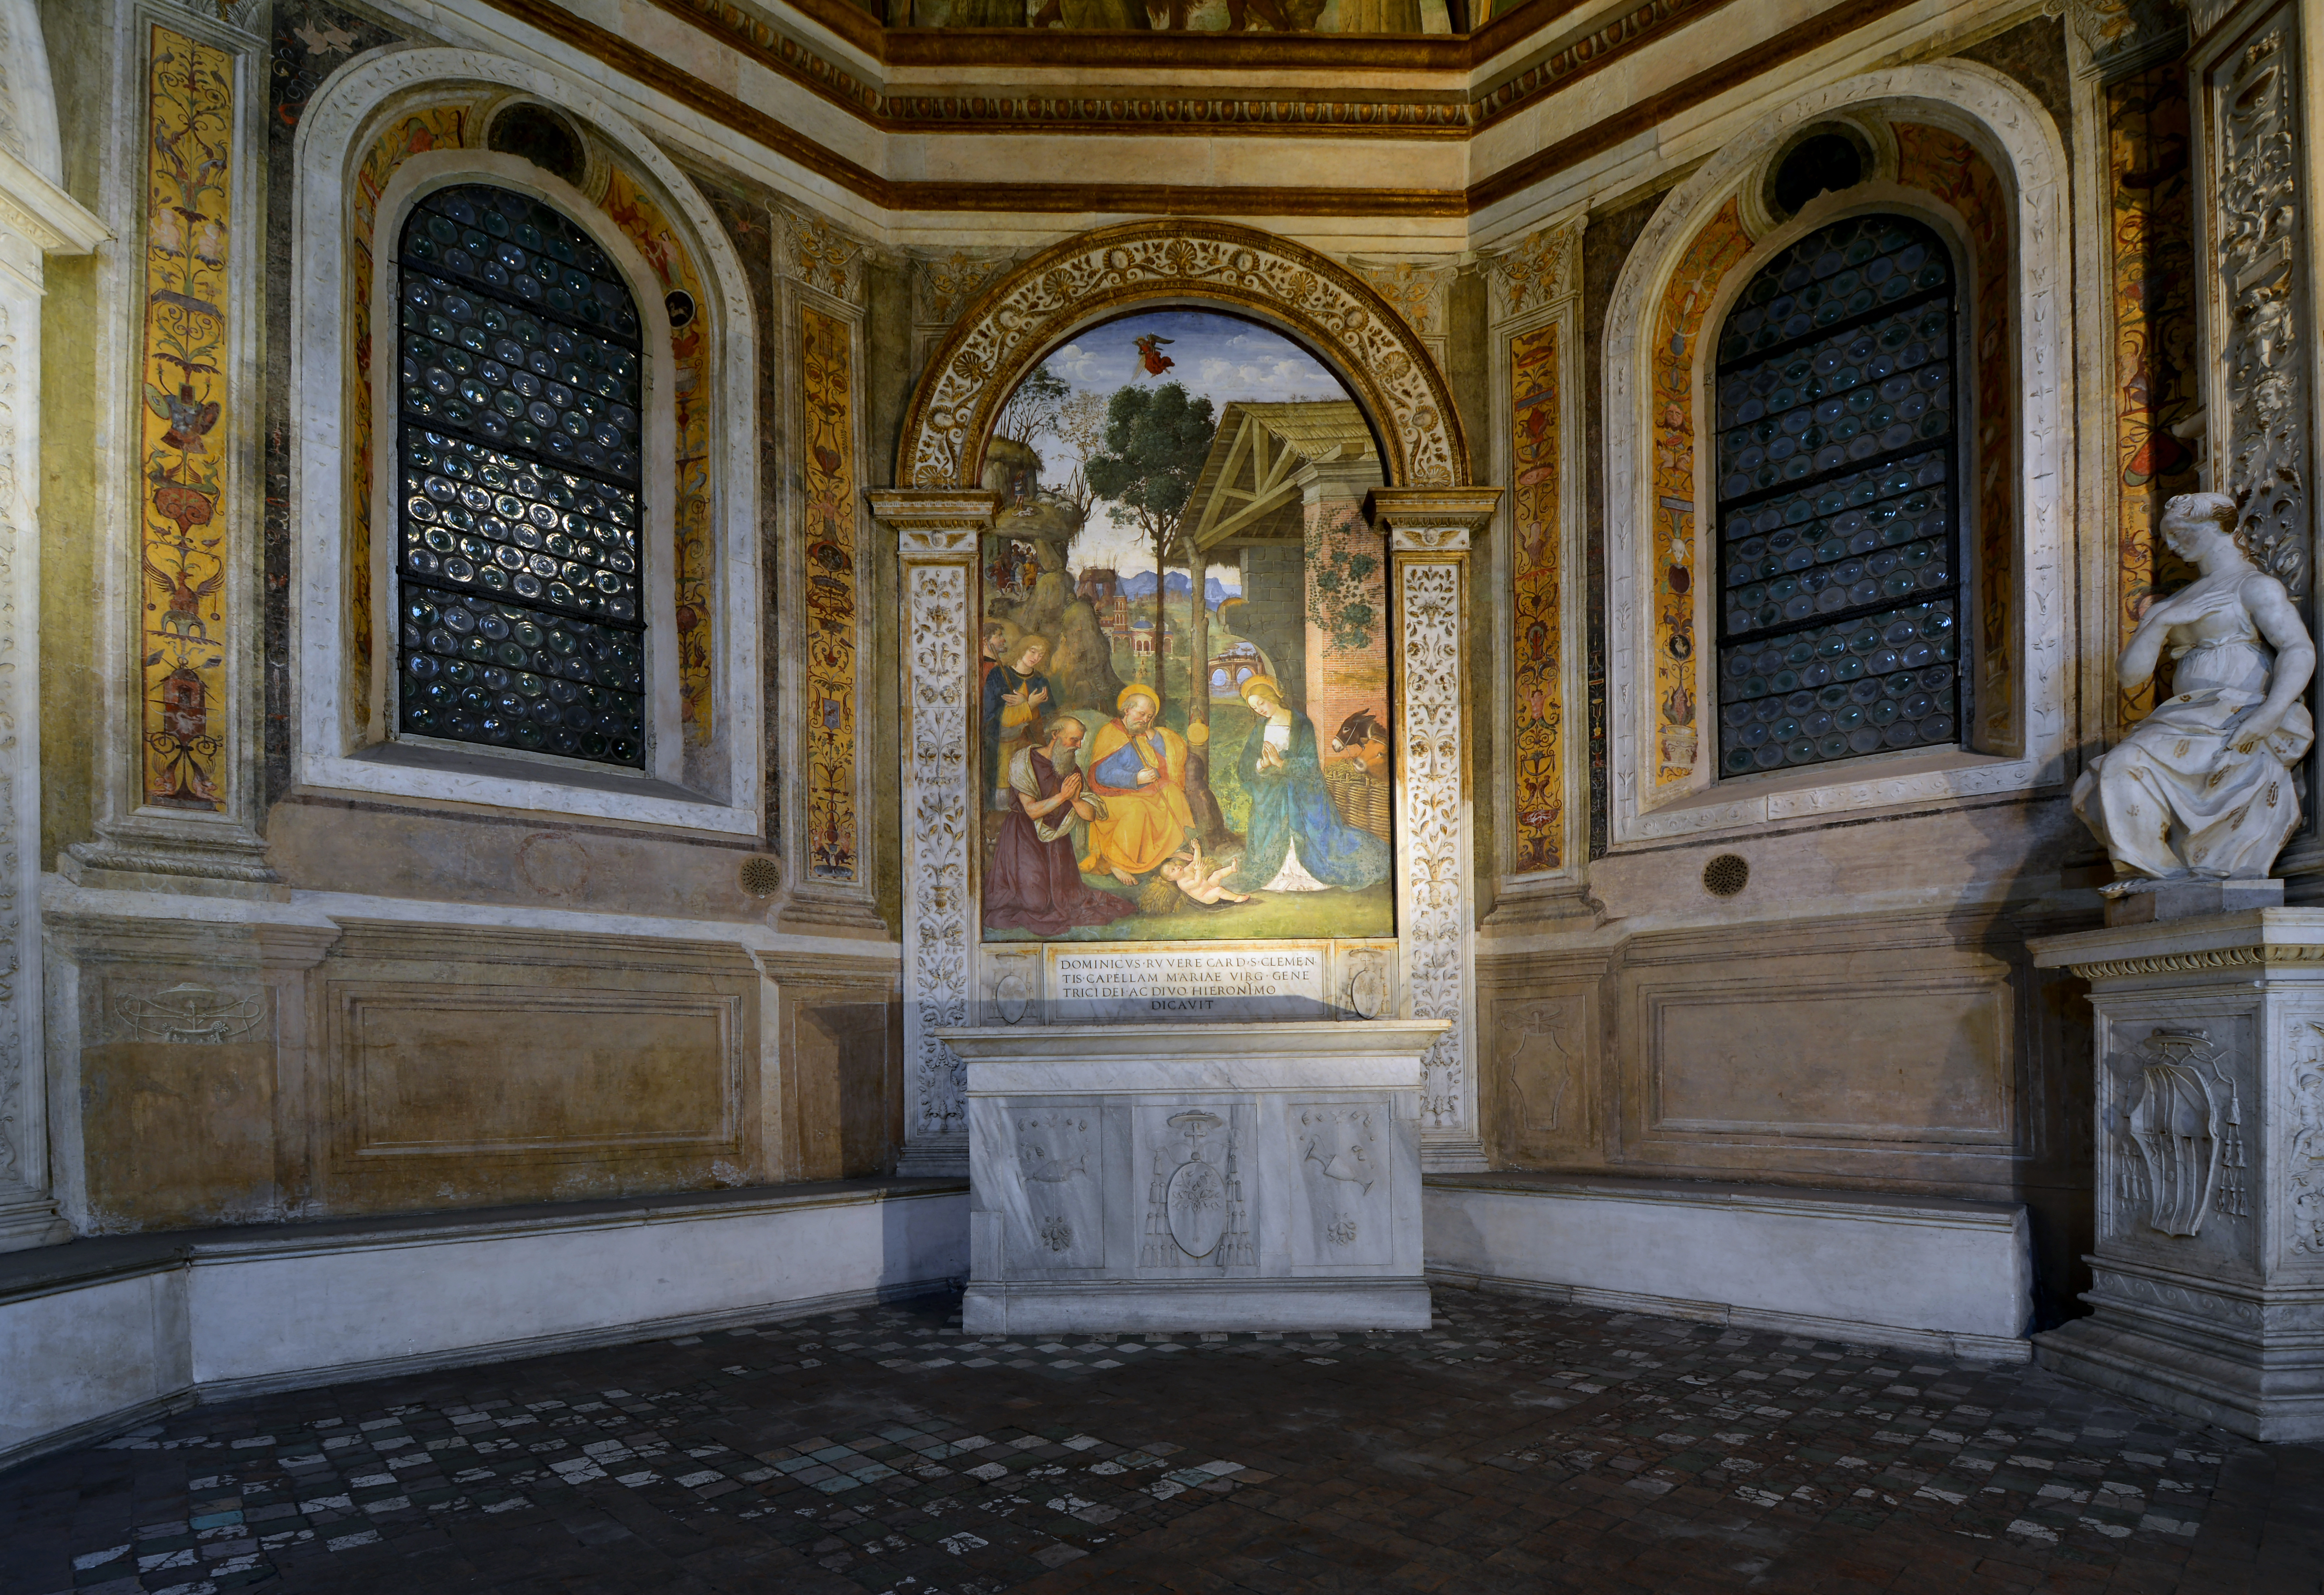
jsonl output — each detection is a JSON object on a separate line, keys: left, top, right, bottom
{"left": 2160, "top": 491, "right": 2241, "bottom": 561}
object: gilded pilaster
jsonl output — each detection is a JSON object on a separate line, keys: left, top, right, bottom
{"left": 1482, "top": 211, "right": 1586, "bottom": 899}
{"left": 64, "top": 0, "right": 272, "bottom": 896}
{"left": 777, "top": 205, "right": 883, "bottom": 933}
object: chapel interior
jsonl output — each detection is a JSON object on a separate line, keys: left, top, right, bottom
{"left": 2, "top": 0, "right": 2322, "bottom": 1587}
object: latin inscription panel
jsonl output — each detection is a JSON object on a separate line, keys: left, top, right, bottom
{"left": 1047, "top": 945, "right": 1329, "bottom": 1023}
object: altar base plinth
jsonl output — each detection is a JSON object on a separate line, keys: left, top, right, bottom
{"left": 940, "top": 1020, "right": 1445, "bottom": 1335}
{"left": 2030, "top": 909, "right": 2324, "bottom": 1442}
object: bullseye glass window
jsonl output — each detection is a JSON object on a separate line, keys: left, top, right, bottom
{"left": 394, "top": 183, "right": 648, "bottom": 768}
{"left": 1712, "top": 214, "right": 1961, "bottom": 778}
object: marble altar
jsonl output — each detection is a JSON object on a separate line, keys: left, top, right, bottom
{"left": 942, "top": 1019, "right": 1444, "bottom": 1334}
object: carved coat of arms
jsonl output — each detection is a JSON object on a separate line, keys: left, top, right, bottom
{"left": 1142, "top": 1108, "right": 1253, "bottom": 1268}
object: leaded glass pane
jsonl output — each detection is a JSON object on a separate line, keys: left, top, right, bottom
{"left": 395, "top": 183, "right": 646, "bottom": 769}
{"left": 1713, "top": 214, "right": 1961, "bottom": 779}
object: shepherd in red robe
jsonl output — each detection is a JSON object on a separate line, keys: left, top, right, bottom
{"left": 984, "top": 718, "right": 1137, "bottom": 937}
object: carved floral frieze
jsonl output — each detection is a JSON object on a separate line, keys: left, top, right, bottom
{"left": 898, "top": 222, "right": 1467, "bottom": 493}
{"left": 1485, "top": 216, "right": 1583, "bottom": 324}
{"left": 1398, "top": 559, "right": 1467, "bottom": 1131}
{"left": 777, "top": 204, "right": 868, "bottom": 305}
{"left": 912, "top": 248, "right": 1016, "bottom": 328}
{"left": 1349, "top": 259, "right": 1456, "bottom": 340}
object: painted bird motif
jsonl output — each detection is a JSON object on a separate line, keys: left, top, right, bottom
{"left": 1133, "top": 334, "right": 1176, "bottom": 376}
{"left": 143, "top": 552, "right": 226, "bottom": 641}
{"left": 147, "top": 381, "right": 221, "bottom": 454}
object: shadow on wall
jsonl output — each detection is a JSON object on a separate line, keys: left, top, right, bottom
{"left": 792, "top": 997, "right": 908, "bottom": 1178}
{"left": 1952, "top": 792, "right": 2099, "bottom": 1333}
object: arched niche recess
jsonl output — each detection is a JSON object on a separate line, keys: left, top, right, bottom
{"left": 878, "top": 218, "right": 1499, "bottom": 1183}
{"left": 894, "top": 219, "right": 1471, "bottom": 491}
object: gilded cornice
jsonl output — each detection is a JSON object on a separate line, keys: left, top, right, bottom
{"left": 571, "top": 0, "right": 1757, "bottom": 140}
{"left": 2064, "top": 944, "right": 2324, "bottom": 980}
{"left": 467, "top": 0, "right": 1925, "bottom": 214}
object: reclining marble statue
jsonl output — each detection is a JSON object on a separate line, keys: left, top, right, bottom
{"left": 2072, "top": 491, "right": 2316, "bottom": 903}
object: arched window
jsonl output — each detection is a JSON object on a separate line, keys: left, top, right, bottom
{"left": 1711, "top": 214, "right": 1961, "bottom": 778}
{"left": 393, "top": 183, "right": 649, "bottom": 768}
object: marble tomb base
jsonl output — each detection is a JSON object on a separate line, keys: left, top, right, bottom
{"left": 2030, "top": 907, "right": 2324, "bottom": 1442}
{"left": 940, "top": 1020, "right": 1444, "bottom": 1335}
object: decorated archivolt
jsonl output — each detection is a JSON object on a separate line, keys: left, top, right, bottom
{"left": 896, "top": 221, "right": 1470, "bottom": 492}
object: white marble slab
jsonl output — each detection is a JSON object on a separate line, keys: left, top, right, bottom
{"left": 946, "top": 1020, "right": 1442, "bottom": 1334}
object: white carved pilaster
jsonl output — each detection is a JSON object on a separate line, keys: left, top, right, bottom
{"left": 1374, "top": 488, "right": 1500, "bottom": 1172}
{"left": 0, "top": 6, "right": 103, "bottom": 1250}
{"left": 2191, "top": 2, "right": 2324, "bottom": 872}
{"left": 871, "top": 489, "right": 998, "bottom": 1176}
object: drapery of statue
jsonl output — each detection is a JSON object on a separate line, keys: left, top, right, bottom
{"left": 2073, "top": 492, "right": 2318, "bottom": 889}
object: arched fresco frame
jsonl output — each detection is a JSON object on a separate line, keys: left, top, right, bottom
{"left": 895, "top": 220, "right": 1471, "bottom": 493}
{"left": 876, "top": 219, "right": 1497, "bottom": 1176}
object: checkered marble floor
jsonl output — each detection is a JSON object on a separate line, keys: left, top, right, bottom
{"left": 5, "top": 1290, "right": 2319, "bottom": 1594}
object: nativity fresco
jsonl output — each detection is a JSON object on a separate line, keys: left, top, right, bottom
{"left": 977, "top": 310, "right": 1395, "bottom": 944}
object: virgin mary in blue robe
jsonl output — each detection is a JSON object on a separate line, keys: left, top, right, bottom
{"left": 1224, "top": 677, "right": 1391, "bottom": 893}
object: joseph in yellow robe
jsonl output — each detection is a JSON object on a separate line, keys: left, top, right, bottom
{"left": 1081, "top": 686, "right": 1195, "bottom": 885}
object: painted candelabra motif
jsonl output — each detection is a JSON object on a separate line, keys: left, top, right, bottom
{"left": 800, "top": 305, "right": 862, "bottom": 881}
{"left": 1508, "top": 322, "right": 1562, "bottom": 871}
{"left": 976, "top": 308, "right": 1394, "bottom": 944}
{"left": 2075, "top": 493, "right": 2317, "bottom": 888}
{"left": 139, "top": 27, "right": 237, "bottom": 811}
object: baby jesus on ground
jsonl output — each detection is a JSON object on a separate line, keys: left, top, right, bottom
{"left": 1157, "top": 839, "right": 1251, "bottom": 905}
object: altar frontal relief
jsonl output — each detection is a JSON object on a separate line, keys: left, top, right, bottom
{"left": 978, "top": 310, "right": 1394, "bottom": 944}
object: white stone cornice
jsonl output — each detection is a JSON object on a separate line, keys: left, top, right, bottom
{"left": 0, "top": 145, "right": 102, "bottom": 255}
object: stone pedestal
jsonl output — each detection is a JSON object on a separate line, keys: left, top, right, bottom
{"left": 2029, "top": 910, "right": 2324, "bottom": 1441}
{"left": 943, "top": 1020, "right": 1444, "bottom": 1334}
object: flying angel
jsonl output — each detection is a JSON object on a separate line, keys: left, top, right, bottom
{"left": 1133, "top": 333, "right": 1176, "bottom": 376}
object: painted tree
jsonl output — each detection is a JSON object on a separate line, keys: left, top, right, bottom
{"left": 1083, "top": 382, "right": 1216, "bottom": 721}
{"left": 1050, "top": 388, "right": 1110, "bottom": 530}
{"left": 993, "top": 362, "right": 1071, "bottom": 446}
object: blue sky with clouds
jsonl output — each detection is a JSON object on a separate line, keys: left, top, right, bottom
{"left": 1023, "top": 309, "right": 1351, "bottom": 579}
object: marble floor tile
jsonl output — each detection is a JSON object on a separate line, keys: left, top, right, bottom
{"left": 2, "top": 1291, "right": 2316, "bottom": 1594}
